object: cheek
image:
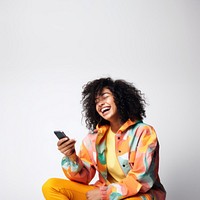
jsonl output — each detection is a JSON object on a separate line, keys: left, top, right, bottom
{"left": 112, "top": 104, "right": 118, "bottom": 113}
{"left": 95, "top": 105, "right": 100, "bottom": 113}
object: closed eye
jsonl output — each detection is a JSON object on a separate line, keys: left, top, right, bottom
{"left": 95, "top": 92, "right": 111, "bottom": 104}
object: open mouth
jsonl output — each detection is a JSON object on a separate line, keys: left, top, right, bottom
{"left": 101, "top": 107, "right": 111, "bottom": 114}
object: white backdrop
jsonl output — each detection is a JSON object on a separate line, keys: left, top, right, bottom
{"left": 0, "top": 1, "right": 199, "bottom": 199}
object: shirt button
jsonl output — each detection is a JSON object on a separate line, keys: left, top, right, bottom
{"left": 122, "top": 164, "right": 125, "bottom": 167}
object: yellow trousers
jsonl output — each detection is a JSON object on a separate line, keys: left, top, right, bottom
{"left": 42, "top": 178, "right": 153, "bottom": 200}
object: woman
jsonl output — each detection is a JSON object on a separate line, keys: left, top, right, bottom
{"left": 42, "top": 77, "right": 166, "bottom": 200}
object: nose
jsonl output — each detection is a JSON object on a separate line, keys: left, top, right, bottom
{"left": 96, "top": 98, "right": 105, "bottom": 107}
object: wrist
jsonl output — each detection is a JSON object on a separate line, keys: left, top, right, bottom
{"left": 68, "top": 150, "right": 77, "bottom": 162}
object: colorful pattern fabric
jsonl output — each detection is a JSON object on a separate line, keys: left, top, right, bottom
{"left": 61, "top": 119, "right": 166, "bottom": 200}
{"left": 106, "top": 127, "right": 125, "bottom": 182}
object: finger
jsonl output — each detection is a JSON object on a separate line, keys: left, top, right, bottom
{"left": 93, "top": 129, "right": 98, "bottom": 133}
{"left": 86, "top": 193, "right": 91, "bottom": 200}
{"left": 59, "top": 142, "right": 76, "bottom": 155}
{"left": 65, "top": 139, "right": 76, "bottom": 145}
{"left": 57, "top": 138, "right": 69, "bottom": 146}
{"left": 63, "top": 148, "right": 75, "bottom": 156}
{"left": 58, "top": 139, "right": 76, "bottom": 148}
{"left": 60, "top": 144, "right": 75, "bottom": 154}
{"left": 58, "top": 140, "right": 76, "bottom": 150}
{"left": 58, "top": 143, "right": 75, "bottom": 153}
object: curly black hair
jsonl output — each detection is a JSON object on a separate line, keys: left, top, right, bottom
{"left": 81, "top": 77, "right": 147, "bottom": 130}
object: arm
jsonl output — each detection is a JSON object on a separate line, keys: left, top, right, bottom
{"left": 61, "top": 138, "right": 96, "bottom": 184}
{"left": 106, "top": 125, "right": 159, "bottom": 199}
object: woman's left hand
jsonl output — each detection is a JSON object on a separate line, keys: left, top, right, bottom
{"left": 86, "top": 188, "right": 101, "bottom": 200}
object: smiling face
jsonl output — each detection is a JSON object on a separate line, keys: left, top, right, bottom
{"left": 95, "top": 88, "right": 120, "bottom": 123}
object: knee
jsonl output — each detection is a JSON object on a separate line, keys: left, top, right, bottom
{"left": 42, "top": 178, "right": 58, "bottom": 196}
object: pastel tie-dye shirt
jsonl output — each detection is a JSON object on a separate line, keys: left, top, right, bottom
{"left": 62, "top": 119, "right": 166, "bottom": 199}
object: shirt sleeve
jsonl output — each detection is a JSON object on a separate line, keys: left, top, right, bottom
{"left": 107, "top": 125, "right": 159, "bottom": 199}
{"left": 61, "top": 140, "right": 96, "bottom": 184}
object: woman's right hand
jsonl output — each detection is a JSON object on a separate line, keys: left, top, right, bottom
{"left": 57, "top": 138, "right": 76, "bottom": 157}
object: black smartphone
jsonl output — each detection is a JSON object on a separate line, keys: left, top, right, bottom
{"left": 54, "top": 131, "right": 69, "bottom": 140}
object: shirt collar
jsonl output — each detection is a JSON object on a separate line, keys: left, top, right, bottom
{"left": 96, "top": 119, "right": 138, "bottom": 144}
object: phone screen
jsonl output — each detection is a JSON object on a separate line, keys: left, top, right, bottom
{"left": 54, "top": 131, "right": 69, "bottom": 140}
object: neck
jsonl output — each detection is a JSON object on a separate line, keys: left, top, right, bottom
{"left": 110, "top": 119, "right": 123, "bottom": 133}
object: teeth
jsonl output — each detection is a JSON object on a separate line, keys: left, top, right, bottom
{"left": 101, "top": 107, "right": 110, "bottom": 113}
